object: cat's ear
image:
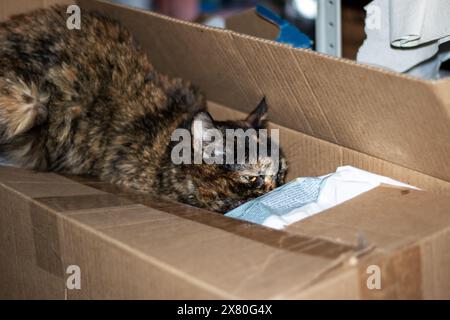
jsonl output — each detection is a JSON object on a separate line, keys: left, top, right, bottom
{"left": 245, "top": 97, "right": 268, "bottom": 129}
{"left": 191, "top": 112, "right": 218, "bottom": 146}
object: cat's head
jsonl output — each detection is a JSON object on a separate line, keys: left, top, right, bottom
{"left": 168, "top": 98, "right": 288, "bottom": 213}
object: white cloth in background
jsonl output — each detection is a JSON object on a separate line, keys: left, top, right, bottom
{"left": 226, "top": 166, "right": 417, "bottom": 230}
{"left": 390, "top": 0, "right": 450, "bottom": 48}
{"left": 357, "top": 0, "right": 450, "bottom": 79}
{"left": 203, "top": 16, "right": 226, "bottom": 29}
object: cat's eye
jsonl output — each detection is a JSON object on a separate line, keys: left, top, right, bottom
{"left": 250, "top": 177, "right": 258, "bottom": 183}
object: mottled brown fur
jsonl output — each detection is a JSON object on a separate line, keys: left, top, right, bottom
{"left": 0, "top": 6, "right": 287, "bottom": 213}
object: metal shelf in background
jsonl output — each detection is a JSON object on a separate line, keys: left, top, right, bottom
{"left": 316, "top": 0, "right": 342, "bottom": 57}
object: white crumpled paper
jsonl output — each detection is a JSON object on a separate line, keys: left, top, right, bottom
{"left": 226, "top": 166, "right": 417, "bottom": 230}
{"left": 357, "top": 0, "right": 450, "bottom": 79}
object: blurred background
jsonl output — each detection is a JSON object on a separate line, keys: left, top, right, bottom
{"left": 111, "top": 0, "right": 371, "bottom": 59}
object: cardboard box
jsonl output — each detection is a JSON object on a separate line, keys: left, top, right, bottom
{"left": 1, "top": 0, "right": 450, "bottom": 299}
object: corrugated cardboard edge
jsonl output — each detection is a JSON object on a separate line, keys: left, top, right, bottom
{"left": 74, "top": 0, "right": 442, "bottom": 86}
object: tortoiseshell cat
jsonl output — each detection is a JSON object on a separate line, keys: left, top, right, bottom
{"left": 0, "top": 6, "right": 287, "bottom": 213}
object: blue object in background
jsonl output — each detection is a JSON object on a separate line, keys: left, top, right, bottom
{"left": 256, "top": 5, "right": 313, "bottom": 49}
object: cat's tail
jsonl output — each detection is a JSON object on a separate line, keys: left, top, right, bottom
{"left": 0, "top": 76, "right": 48, "bottom": 144}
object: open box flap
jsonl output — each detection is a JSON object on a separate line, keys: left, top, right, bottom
{"left": 286, "top": 185, "right": 450, "bottom": 299}
{"left": 286, "top": 186, "right": 450, "bottom": 251}
{"left": 0, "top": 166, "right": 361, "bottom": 299}
{"left": 2, "top": 165, "right": 450, "bottom": 299}
{"left": 78, "top": 0, "right": 450, "bottom": 184}
{"left": 207, "top": 100, "right": 450, "bottom": 196}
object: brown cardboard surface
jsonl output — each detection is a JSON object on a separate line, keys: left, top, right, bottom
{"left": 286, "top": 187, "right": 450, "bottom": 250}
{"left": 1, "top": 0, "right": 450, "bottom": 300}
{"left": 0, "top": 168, "right": 356, "bottom": 299}
{"left": 78, "top": 0, "right": 450, "bottom": 184}
{"left": 208, "top": 102, "right": 450, "bottom": 194}
{"left": 3, "top": 165, "right": 450, "bottom": 299}
{"left": 420, "top": 230, "right": 450, "bottom": 299}
{"left": 357, "top": 246, "right": 423, "bottom": 300}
